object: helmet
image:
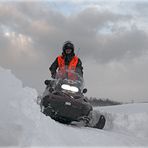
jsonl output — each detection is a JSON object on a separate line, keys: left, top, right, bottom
{"left": 62, "top": 41, "right": 74, "bottom": 54}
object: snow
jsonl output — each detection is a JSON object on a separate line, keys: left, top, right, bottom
{"left": 0, "top": 66, "right": 148, "bottom": 147}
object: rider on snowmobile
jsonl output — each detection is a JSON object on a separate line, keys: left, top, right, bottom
{"left": 49, "top": 41, "right": 83, "bottom": 79}
{"left": 39, "top": 41, "right": 105, "bottom": 129}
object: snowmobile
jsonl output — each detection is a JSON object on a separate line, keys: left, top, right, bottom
{"left": 37, "top": 69, "right": 106, "bottom": 129}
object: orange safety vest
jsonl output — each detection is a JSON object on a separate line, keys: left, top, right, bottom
{"left": 57, "top": 55, "right": 78, "bottom": 80}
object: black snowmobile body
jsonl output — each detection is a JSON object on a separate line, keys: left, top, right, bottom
{"left": 41, "top": 87, "right": 92, "bottom": 124}
{"left": 39, "top": 69, "right": 106, "bottom": 129}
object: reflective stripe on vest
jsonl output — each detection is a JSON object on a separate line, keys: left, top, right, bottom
{"left": 57, "top": 55, "right": 78, "bottom": 79}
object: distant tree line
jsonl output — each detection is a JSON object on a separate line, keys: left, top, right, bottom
{"left": 86, "top": 97, "right": 122, "bottom": 106}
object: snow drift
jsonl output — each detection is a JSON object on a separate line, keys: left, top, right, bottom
{"left": 0, "top": 66, "right": 148, "bottom": 147}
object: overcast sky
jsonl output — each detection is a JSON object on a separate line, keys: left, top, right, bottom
{"left": 0, "top": 0, "right": 148, "bottom": 102}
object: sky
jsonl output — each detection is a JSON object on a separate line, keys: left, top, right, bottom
{"left": 0, "top": 0, "right": 148, "bottom": 102}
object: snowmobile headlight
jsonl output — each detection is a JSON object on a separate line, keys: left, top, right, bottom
{"left": 61, "top": 84, "right": 79, "bottom": 92}
{"left": 70, "top": 86, "right": 79, "bottom": 92}
{"left": 61, "top": 84, "right": 71, "bottom": 91}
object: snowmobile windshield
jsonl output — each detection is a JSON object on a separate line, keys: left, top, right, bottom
{"left": 53, "top": 68, "right": 84, "bottom": 93}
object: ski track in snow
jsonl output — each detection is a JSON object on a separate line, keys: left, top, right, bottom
{"left": 0, "top": 66, "right": 148, "bottom": 147}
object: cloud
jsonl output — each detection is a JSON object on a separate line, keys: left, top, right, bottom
{"left": 134, "top": 2, "right": 148, "bottom": 15}
{"left": 84, "top": 53, "right": 148, "bottom": 101}
{"left": 0, "top": 1, "right": 148, "bottom": 100}
{"left": 1, "top": 1, "right": 146, "bottom": 64}
{"left": 96, "top": 29, "right": 148, "bottom": 63}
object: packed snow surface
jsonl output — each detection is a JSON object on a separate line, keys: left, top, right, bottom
{"left": 0, "top": 66, "right": 148, "bottom": 147}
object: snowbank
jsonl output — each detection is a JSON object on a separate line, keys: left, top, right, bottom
{"left": 0, "top": 67, "right": 38, "bottom": 146}
{"left": 0, "top": 66, "right": 148, "bottom": 147}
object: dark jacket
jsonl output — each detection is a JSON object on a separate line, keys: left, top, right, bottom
{"left": 49, "top": 53, "right": 83, "bottom": 78}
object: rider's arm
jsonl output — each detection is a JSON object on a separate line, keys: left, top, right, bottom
{"left": 49, "top": 57, "right": 58, "bottom": 78}
{"left": 76, "top": 58, "right": 83, "bottom": 77}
